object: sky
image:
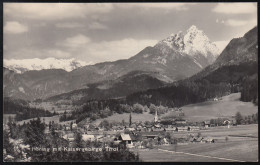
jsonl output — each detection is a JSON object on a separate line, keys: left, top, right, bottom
{"left": 3, "top": 3, "right": 257, "bottom": 64}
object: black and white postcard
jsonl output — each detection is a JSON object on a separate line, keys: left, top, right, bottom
{"left": 3, "top": 2, "right": 258, "bottom": 162}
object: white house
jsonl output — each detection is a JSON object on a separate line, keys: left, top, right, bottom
{"left": 82, "top": 134, "right": 95, "bottom": 142}
{"left": 72, "top": 122, "right": 77, "bottom": 130}
{"left": 63, "top": 133, "right": 74, "bottom": 142}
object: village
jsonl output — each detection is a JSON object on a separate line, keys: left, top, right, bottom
{"left": 40, "top": 108, "right": 237, "bottom": 149}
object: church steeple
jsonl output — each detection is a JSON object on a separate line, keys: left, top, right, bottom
{"left": 154, "top": 110, "right": 158, "bottom": 123}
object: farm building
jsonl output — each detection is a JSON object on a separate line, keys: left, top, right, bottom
{"left": 175, "top": 119, "right": 187, "bottom": 124}
{"left": 63, "top": 133, "right": 74, "bottom": 142}
{"left": 153, "top": 124, "right": 165, "bottom": 131}
{"left": 203, "top": 121, "right": 211, "bottom": 128}
{"left": 72, "top": 122, "right": 77, "bottom": 130}
{"left": 165, "top": 127, "right": 176, "bottom": 132}
{"left": 176, "top": 126, "right": 188, "bottom": 132}
{"left": 162, "top": 138, "right": 170, "bottom": 145}
{"left": 188, "top": 126, "right": 200, "bottom": 131}
{"left": 196, "top": 137, "right": 203, "bottom": 142}
{"left": 141, "top": 132, "right": 160, "bottom": 139}
{"left": 118, "top": 134, "right": 134, "bottom": 148}
{"left": 64, "top": 124, "right": 71, "bottom": 131}
{"left": 82, "top": 134, "right": 95, "bottom": 142}
{"left": 127, "top": 127, "right": 136, "bottom": 132}
{"left": 142, "top": 125, "right": 153, "bottom": 132}
{"left": 201, "top": 138, "right": 215, "bottom": 143}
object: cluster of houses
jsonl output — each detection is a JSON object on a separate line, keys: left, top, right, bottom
{"left": 40, "top": 109, "right": 237, "bottom": 149}
{"left": 189, "top": 136, "right": 215, "bottom": 143}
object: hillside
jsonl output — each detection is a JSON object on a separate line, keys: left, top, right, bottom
{"left": 45, "top": 70, "right": 168, "bottom": 103}
{"left": 3, "top": 97, "right": 54, "bottom": 121}
{"left": 162, "top": 93, "right": 258, "bottom": 122}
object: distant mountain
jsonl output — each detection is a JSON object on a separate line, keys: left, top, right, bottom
{"left": 3, "top": 67, "right": 70, "bottom": 100}
{"left": 45, "top": 70, "right": 169, "bottom": 103}
{"left": 4, "top": 58, "right": 92, "bottom": 73}
{"left": 3, "top": 25, "right": 221, "bottom": 100}
{"left": 126, "top": 26, "right": 258, "bottom": 107}
{"left": 69, "top": 25, "right": 220, "bottom": 83}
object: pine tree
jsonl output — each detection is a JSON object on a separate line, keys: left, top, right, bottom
{"left": 235, "top": 112, "right": 243, "bottom": 125}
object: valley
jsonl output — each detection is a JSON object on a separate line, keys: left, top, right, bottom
{"left": 3, "top": 23, "right": 258, "bottom": 163}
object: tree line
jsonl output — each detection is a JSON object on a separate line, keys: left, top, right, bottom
{"left": 4, "top": 117, "right": 139, "bottom": 162}
{"left": 4, "top": 98, "right": 55, "bottom": 121}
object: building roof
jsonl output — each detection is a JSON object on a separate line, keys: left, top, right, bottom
{"left": 120, "top": 134, "right": 132, "bottom": 141}
{"left": 197, "top": 137, "right": 203, "bottom": 141}
{"left": 82, "top": 134, "right": 95, "bottom": 141}
{"left": 63, "top": 133, "right": 74, "bottom": 140}
{"left": 163, "top": 138, "right": 169, "bottom": 143}
{"left": 204, "top": 121, "right": 210, "bottom": 125}
{"left": 127, "top": 128, "right": 135, "bottom": 131}
{"left": 189, "top": 126, "right": 200, "bottom": 128}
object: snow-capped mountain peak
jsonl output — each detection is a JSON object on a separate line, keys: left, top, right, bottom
{"left": 157, "top": 25, "right": 220, "bottom": 64}
{"left": 183, "top": 26, "right": 219, "bottom": 58}
{"left": 4, "top": 58, "right": 93, "bottom": 73}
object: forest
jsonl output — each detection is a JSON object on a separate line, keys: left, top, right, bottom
{"left": 3, "top": 117, "right": 139, "bottom": 162}
{"left": 4, "top": 97, "right": 55, "bottom": 121}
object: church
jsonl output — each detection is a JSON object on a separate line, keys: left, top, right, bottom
{"left": 153, "top": 110, "right": 162, "bottom": 130}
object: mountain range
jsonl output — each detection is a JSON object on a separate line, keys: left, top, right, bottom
{"left": 4, "top": 25, "right": 222, "bottom": 100}
{"left": 126, "top": 26, "right": 258, "bottom": 107}
{"left": 4, "top": 58, "right": 92, "bottom": 73}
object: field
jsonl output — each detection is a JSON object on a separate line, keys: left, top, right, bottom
{"left": 163, "top": 93, "right": 258, "bottom": 122}
{"left": 89, "top": 93, "right": 257, "bottom": 125}
{"left": 135, "top": 124, "right": 258, "bottom": 162}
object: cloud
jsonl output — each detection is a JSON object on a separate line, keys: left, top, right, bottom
{"left": 225, "top": 19, "right": 256, "bottom": 27}
{"left": 88, "top": 22, "right": 108, "bottom": 30}
{"left": 212, "top": 3, "right": 257, "bottom": 14}
{"left": 4, "top": 21, "right": 28, "bottom": 34}
{"left": 46, "top": 49, "right": 72, "bottom": 58}
{"left": 34, "top": 22, "right": 47, "bottom": 27}
{"left": 78, "top": 38, "right": 158, "bottom": 63}
{"left": 225, "top": 19, "right": 248, "bottom": 27}
{"left": 58, "top": 34, "right": 158, "bottom": 63}
{"left": 58, "top": 34, "right": 91, "bottom": 48}
{"left": 214, "top": 40, "right": 229, "bottom": 53}
{"left": 55, "top": 21, "right": 107, "bottom": 30}
{"left": 7, "top": 35, "right": 158, "bottom": 64}
{"left": 116, "top": 3, "right": 194, "bottom": 11}
{"left": 5, "top": 48, "right": 71, "bottom": 59}
{"left": 55, "top": 22, "right": 84, "bottom": 28}
{"left": 4, "top": 3, "right": 114, "bottom": 20}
